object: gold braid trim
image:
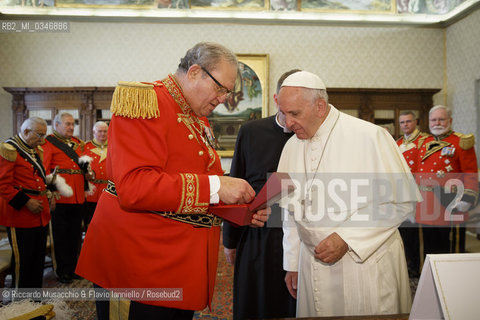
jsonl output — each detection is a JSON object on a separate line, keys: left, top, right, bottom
{"left": 417, "top": 133, "right": 431, "bottom": 150}
{"left": 422, "top": 140, "right": 450, "bottom": 161}
{"left": 177, "top": 173, "right": 209, "bottom": 214}
{"left": 0, "top": 142, "right": 17, "bottom": 162}
{"left": 51, "top": 131, "right": 83, "bottom": 151}
{"left": 37, "top": 145, "right": 44, "bottom": 162}
{"left": 110, "top": 81, "right": 160, "bottom": 119}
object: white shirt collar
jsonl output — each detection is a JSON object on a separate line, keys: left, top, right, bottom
{"left": 275, "top": 113, "right": 292, "bottom": 133}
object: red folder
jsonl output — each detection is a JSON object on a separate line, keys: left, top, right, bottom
{"left": 210, "top": 172, "right": 295, "bottom": 227}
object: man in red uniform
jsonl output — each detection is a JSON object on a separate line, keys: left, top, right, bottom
{"left": 396, "top": 111, "right": 429, "bottom": 277}
{"left": 416, "top": 105, "right": 478, "bottom": 255}
{"left": 397, "top": 111, "right": 429, "bottom": 172}
{"left": 0, "top": 117, "right": 51, "bottom": 289}
{"left": 76, "top": 42, "right": 268, "bottom": 319}
{"left": 82, "top": 121, "right": 108, "bottom": 230}
{"left": 42, "top": 112, "right": 91, "bottom": 284}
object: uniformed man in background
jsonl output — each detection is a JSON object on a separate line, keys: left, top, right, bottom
{"left": 396, "top": 110, "right": 429, "bottom": 277}
{"left": 42, "top": 112, "right": 93, "bottom": 284}
{"left": 416, "top": 105, "right": 478, "bottom": 255}
{"left": 0, "top": 117, "right": 51, "bottom": 289}
{"left": 82, "top": 121, "right": 108, "bottom": 231}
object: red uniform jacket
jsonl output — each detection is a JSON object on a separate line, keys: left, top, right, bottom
{"left": 0, "top": 136, "right": 50, "bottom": 228}
{"left": 76, "top": 75, "right": 224, "bottom": 310}
{"left": 42, "top": 133, "right": 86, "bottom": 204}
{"left": 415, "top": 131, "right": 478, "bottom": 225}
{"left": 83, "top": 140, "right": 108, "bottom": 203}
{"left": 396, "top": 128, "right": 430, "bottom": 172}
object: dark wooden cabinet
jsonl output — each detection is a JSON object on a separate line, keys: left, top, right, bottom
{"left": 328, "top": 88, "right": 441, "bottom": 138}
{"left": 4, "top": 86, "right": 440, "bottom": 141}
{"left": 4, "top": 87, "right": 115, "bottom": 141}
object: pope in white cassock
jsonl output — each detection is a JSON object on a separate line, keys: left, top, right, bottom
{"left": 276, "top": 71, "right": 422, "bottom": 317}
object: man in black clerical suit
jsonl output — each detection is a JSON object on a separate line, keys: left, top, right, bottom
{"left": 222, "top": 69, "right": 300, "bottom": 320}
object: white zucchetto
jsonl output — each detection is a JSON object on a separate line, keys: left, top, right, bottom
{"left": 281, "top": 71, "right": 326, "bottom": 90}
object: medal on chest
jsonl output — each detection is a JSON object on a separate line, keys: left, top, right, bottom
{"left": 441, "top": 146, "right": 455, "bottom": 157}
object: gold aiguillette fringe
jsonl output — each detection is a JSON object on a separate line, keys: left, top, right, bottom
{"left": 110, "top": 81, "right": 159, "bottom": 119}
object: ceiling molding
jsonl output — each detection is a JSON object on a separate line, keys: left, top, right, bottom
{"left": 1, "top": 0, "right": 479, "bottom": 28}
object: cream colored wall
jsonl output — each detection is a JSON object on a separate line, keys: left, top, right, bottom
{"left": 446, "top": 8, "right": 480, "bottom": 155}
{"left": 0, "top": 22, "right": 445, "bottom": 141}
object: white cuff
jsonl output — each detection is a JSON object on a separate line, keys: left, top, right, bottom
{"left": 209, "top": 175, "right": 220, "bottom": 204}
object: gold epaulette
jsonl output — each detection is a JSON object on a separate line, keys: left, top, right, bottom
{"left": 417, "top": 133, "right": 431, "bottom": 149}
{"left": 0, "top": 142, "right": 17, "bottom": 162}
{"left": 110, "top": 81, "right": 160, "bottom": 119}
{"left": 454, "top": 132, "right": 475, "bottom": 150}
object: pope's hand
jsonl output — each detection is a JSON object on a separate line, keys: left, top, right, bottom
{"left": 250, "top": 207, "right": 270, "bottom": 228}
{"left": 218, "top": 176, "right": 255, "bottom": 204}
{"left": 285, "top": 271, "right": 298, "bottom": 299}
{"left": 314, "top": 232, "right": 348, "bottom": 264}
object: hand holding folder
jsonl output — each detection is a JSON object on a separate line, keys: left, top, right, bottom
{"left": 210, "top": 172, "right": 295, "bottom": 226}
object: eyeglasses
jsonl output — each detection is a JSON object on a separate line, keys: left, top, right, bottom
{"left": 201, "top": 66, "right": 233, "bottom": 98}
{"left": 32, "top": 131, "right": 47, "bottom": 139}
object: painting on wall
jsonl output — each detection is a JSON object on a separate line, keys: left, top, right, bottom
{"left": 0, "top": 0, "right": 55, "bottom": 6}
{"left": 55, "top": 0, "right": 158, "bottom": 8}
{"left": 207, "top": 54, "right": 269, "bottom": 157}
{"left": 301, "top": 0, "right": 394, "bottom": 12}
{"left": 270, "top": 0, "right": 297, "bottom": 10}
{"left": 0, "top": 0, "right": 468, "bottom": 13}
{"left": 190, "top": 0, "right": 268, "bottom": 10}
{"left": 398, "top": 0, "right": 466, "bottom": 14}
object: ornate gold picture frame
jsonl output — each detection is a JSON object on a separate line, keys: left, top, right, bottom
{"left": 208, "top": 54, "right": 269, "bottom": 157}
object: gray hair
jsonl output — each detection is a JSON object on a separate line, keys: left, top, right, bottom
{"left": 53, "top": 112, "right": 74, "bottom": 130}
{"left": 304, "top": 88, "right": 329, "bottom": 106}
{"left": 177, "top": 42, "right": 238, "bottom": 73}
{"left": 429, "top": 105, "right": 452, "bottom": 118}
{"left": 20, "top": 117, "right": 47, "bottom": 133}
{"left": 93, "top": 121, "right": 108, "bottom": 131}
{"left": 399, "top": 110, "right": 417, "bottom": 119}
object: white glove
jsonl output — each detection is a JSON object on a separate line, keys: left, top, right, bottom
{"left": 452, "top": 200, "right": 472, "bottom": 212}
